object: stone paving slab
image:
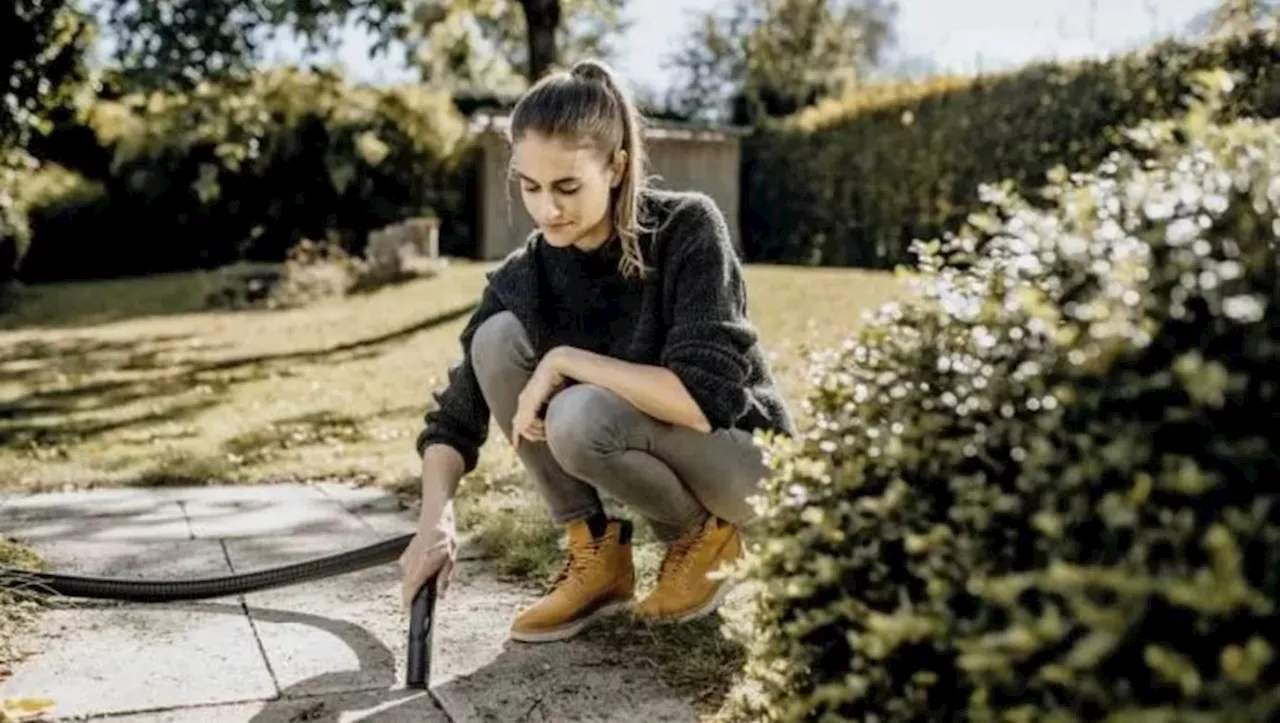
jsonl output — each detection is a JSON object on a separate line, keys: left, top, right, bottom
{"left": 313, "top": 481, "right": 485, "bottom": 560}
{"left": 0, "top": 483, "right": 701, "bottom": 722}
{"left": 223, "top": 531, "right": 410, "bottom": 698}
{"left": 0, "top": 502, "right": 192, "bottom": 542}
{"left": 0, "top": 487, "right": 177, "bottom": 521}
{"left": 314, "top": 481, "right": 423, "bottom": 538}
{"left": 0, "top": 540, "right": 277, "bottom": 720}
{"left": 183, "top": 495, "right": 369, "bottom": 539}
{"left": 0, "top": 484, "right": 330, "bottom": 521}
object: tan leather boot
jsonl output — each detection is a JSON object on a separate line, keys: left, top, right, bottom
{"left": 509, "top": 518, "right": 635, "bottom": 643}
{"left": 635, "top": 516, "right": 741, "bottom": 624}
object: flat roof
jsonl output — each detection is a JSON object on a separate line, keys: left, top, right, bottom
{"left": 468, "top": 112, "right": 750, "bottom": 142}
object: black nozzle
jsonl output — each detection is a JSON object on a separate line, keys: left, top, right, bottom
{"left": 405, "top": 575, "right": 438, "bottom": 689}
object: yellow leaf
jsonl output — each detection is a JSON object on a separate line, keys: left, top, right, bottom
{"left": 1, "top": 697, "right": 56, "bottom": 721}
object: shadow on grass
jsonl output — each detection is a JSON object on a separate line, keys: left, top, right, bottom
{"left": 0, "top": 303, "right": 475, "bottom": 454}
{"left": 195, "top": 302, "right": 477, "bottom": 373}
{"left": 0, "top": 332, "right": 209, "bottom": 391}
{"left": 0, "top": 271, "right": 226, "bottom": 332}
{"left": 0, "top": 397, "right": 227, "bottom": 452}
{"left": 222, "top": 411, "right": 371, "bottom": 464}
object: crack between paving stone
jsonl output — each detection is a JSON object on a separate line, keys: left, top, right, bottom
{"left": 204, "top": 486, "right": 457, "bottom": 722}
{"left": 176, "top": 499, "right": 195, "bottom": 540}
{"left": 219, "top": 538, "right": 285, "bottom": 698}
{"left": 429, "top": 686, "right": 455, "bottom": 721}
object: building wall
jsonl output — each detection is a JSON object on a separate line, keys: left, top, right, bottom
{"left": 475, "top": 128, "right": 744, "bottom": 260}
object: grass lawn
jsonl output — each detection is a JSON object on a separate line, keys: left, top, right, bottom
{"left": 0, "top": 260, "right": 905, "bottom": 718}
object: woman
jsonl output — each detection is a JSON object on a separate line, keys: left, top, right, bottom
{"left": 398, "top": 57, "right": 795, "bottom": 643}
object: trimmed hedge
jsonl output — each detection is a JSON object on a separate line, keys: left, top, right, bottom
{"left": 12, "top": 68, "right": 478, "bottom": 282}
{"left": 729, "top": 89, "right": 1280, "bottom": 721}
{"left": 741, "top": 27, "right": 1280, "bottom": 268}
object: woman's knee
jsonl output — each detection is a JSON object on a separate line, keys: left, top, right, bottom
{"left": 469, "top": 311, "right": 529, "bottom": 379}
{"left": 544, "top": 384, "right": 637, "bottom": 476}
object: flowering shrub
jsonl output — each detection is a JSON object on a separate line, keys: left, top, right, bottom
{"left": 729, "top": 88, "right": 1280, "bottom": 721}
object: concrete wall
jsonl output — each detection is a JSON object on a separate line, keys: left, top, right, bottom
{"left": 472, "top": 118, "right": 745, "bottom": 260}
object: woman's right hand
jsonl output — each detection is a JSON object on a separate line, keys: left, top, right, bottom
{"left": 397, "top": 446, "right": 463, "bottom": 611}
{"left": 397, "top": 500, "right": 457, "bottom": 611}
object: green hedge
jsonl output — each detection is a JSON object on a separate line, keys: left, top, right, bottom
{"left": 728, "top": 90, "right": 1280, "bottom": 721}
{"left": 741, "top": 27, "right": 1280, "bottom": 268}
{"left": 0, "top": 161, "right": 105, "bottom": 282}
{"left": 12, "top": 67, "right": 478, "bottom": 282}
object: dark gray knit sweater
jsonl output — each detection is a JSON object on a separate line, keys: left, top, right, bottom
{"left": 415, "top": 188, "right": 795, "bottom": 473}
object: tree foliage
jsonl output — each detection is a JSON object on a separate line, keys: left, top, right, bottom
{"left": 88, "top": 0, "right": 627, "bottom": 93}
{"left": 1188, "top": 0, "right": 1280, "bottom": 38}
{"left": 87, "top": 0, "right": 405, "bottom": 91}
{"left": 9, "top": 67, "right": 473, "bottom": 283}
{"left": 663, "top": 0, "right": 898, "bottom": 122}
{"left": 408, "top": 0, "right": 628, "bottom": 96}
{"left": 1, "top": 0, "right": 94, "bottom": 281}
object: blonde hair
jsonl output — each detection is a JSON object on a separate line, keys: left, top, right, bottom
{"left": 507, "top": 58, "right": 651, "bottom": 279}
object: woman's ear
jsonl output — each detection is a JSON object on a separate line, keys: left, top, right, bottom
{"left": 609, "top": 149, "right": 628, "bottom": 188}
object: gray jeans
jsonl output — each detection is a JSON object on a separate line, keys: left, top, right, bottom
{"left": 470, "top": 311, "right": 768, "bottom": 542}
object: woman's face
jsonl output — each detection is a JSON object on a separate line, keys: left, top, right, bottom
{"left": 511, "top": 132, "right": 623, "bottom": 251}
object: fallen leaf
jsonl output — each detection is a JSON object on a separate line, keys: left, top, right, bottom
{"left": 1, "top": 697, "right": 56, "bottom": 722}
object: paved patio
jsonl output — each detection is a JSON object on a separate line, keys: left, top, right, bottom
{"left": 0, "top": 482, "right": 697, "bottom": 722}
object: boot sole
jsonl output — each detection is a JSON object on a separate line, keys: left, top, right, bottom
{"left": 507, "top": 598, "right": 634, "bottom": 644}
{"left": 675, "top": 578, "right": 736, "bottom": 623}
{"left": 639, "top": 578, "right": 737, "bottom": 626}
{"left": 638, "top": 531, "right": 743, "bottom": 625}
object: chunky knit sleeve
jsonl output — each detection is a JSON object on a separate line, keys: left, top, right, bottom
{"left": 415, "top": 284, "right": 505, "bottom": 474}
{"left": 658, "top": 195, "right": 760, "bottom": 431}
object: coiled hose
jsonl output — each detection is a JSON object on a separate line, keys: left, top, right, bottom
{"left": 0, "top": 533, "right": 439, "bottom": 689}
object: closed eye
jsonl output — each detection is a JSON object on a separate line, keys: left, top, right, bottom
{"left": 521, "top": 183, "right": 580, "bottom": 195}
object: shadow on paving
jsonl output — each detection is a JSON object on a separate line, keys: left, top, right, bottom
{"left": 116, "top": 598, "right": 699, "bottom": 722}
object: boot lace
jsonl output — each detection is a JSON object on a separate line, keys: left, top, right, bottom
{"left": 657, "top": 530, "right": 700, "bottom": 584}
{"left": 549, "top": 539, "right": 600, "bottom": 591}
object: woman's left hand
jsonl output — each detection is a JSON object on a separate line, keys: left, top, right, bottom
{"left": 512, "top": 350, "right": 569, "bottom": 450}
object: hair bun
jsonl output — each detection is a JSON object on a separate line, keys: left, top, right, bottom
{"left": 571, "top": 60, "right": 610, "bottom": 83}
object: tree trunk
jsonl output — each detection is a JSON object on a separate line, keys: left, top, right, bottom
{"left": 518, "top": 0, "right": 560, "bottom": 82}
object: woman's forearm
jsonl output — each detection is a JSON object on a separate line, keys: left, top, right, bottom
{"left": 421, "top": 443, "right": 465, "bottom": 503}
{"left": 548, "top": 346, "right": 711, "bottom": 433}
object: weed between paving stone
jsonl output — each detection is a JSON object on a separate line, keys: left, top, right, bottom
{"left": 0, "top": 538, "right": 45, "bottom": 673}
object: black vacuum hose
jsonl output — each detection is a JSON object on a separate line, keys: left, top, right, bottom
{"left": 0, "top": 532, "right": 438, "bottom": 688}
{"left": 0, "top": 533, "right": 414, "bottom": 602}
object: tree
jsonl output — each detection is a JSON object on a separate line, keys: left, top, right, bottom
{"left": 663, "top": 0, "right": 898, "bottom": 123}
{"left": 1187, "top": 0, "right": 1279, "bottom": 37}
{"left": 1, "top": 0, "right": 93, "bottom": 282}
{"left": 2, "top": 0, "right": 93, "bottom": 153}
{"left": 409, "top": 0, "right": 628, "bottom": 96}
{"left": 89, "top": 0, "right": 627, "bottom": 93}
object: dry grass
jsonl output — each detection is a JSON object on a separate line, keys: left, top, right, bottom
{"left": 0, "top": 538, "right": 44, "bottom": 673}
{"left": 0, "top": 260, "right": 907, "bottom": 717}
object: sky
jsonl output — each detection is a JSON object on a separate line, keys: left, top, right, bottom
{"left": 262, "top": 0, "right": 1219, "bottom": 93}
